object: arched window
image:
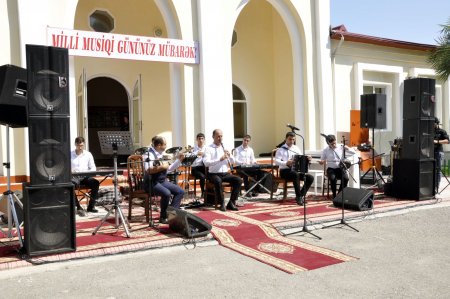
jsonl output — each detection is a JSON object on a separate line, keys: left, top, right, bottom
{"left": 233, "top": 84, "right": 247, "bottom": 148}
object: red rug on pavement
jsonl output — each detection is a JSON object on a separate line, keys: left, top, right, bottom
{"left": 196, "top": 210, "right": 356, "bottom": 274}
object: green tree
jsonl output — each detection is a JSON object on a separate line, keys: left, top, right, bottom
{"left": 428, "top": 18, "right": 450, "bottom": 82}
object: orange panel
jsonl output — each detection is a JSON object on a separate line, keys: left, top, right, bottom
{"left": 350, "top": 110, "right": 369, "bottom": 147}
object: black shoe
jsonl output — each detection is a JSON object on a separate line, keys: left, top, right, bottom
{"left": 295, "top": 196, "right": 304, "bottom": 206}
{"left": 251, "top": 192, "right": 258, "bottom": 197}
{"left": 226, "top": 201, "right": 239, "bottom": 211}
{"left": 87, "top": 207, "right": 98, "bottom": 213}
{"left": 220, "top": 204, "right": 226, "bottom": 212}
{"left": 77, "top": 208, "right": 86, "bottom": 217}
{"left": 159, "top": 217, "right": 168, "bottom": 224}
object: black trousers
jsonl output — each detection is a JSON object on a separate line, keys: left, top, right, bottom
{"left": 73, "top": 176, "right": 100, "bottom": 208}
{"left": 191, "top": 165, "right": 206, "bottom": 193}
{"left": 207, "top": 172, "right": 242, "bottom": 204}
{"left": 279, "top": 169, "right": 314, "bottom": 198}
{"left": 326, "top": 167, "right": 349, "bottom": 198}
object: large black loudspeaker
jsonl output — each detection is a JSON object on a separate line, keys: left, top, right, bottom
{"left": 403, "top": 78, "right": 435, "bottom": 119}
{"left": 23, "top": 183, "right": 76, "bottom": 256}
{"left": 393, "top": 159, "right": 435, "bottom": 200}
{"left": 360, "top": 94, "right": 387, "bottom": 129}
{"left": 0, "top": 64, "right": 28, "bottom": 127}
{"left": 26, "top": 45, "right": 69, "bottom": 116}
{"left": 167, "top": 207, "right": 212, "bottom": 238}
{"left": 28, "top": 117, "right": 71, "bottom": 185}
{"left": 402, "top": 118, "right": 434, "bottom": 160}
{"left": 333, "top": 187, "right": 374, "bottom": 211}
{"left": 26, "top": 45, "right": 70, "bottom": 185}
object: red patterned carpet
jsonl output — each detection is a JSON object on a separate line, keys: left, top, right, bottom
{"left": 0, "top": 192, "right": 446, "bottom": 273}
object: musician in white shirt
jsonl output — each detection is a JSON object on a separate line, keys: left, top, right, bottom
{"left": 143, "top": 136, "right": 184, "bottom": 224}
{"left": 234, "top": 134, "right": 265, "bottom": 196}
{"left": 203, "top": 129, "right": 242, "bottom": 211}
{"left": 319, "top": 134, "right": 356, "bottom": 199}
{"left": 275, "top": 132, "right": 314, "bottom": 205}
{"left": 190, "top": 133, "right": 207, "bottom": 197}
{"left": 71, "top": 136, "right": 100, "bottom": 214}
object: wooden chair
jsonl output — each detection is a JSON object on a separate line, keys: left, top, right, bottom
{"left": 126, "top": 155, "right": 150, "bottom": 223}
{"left": 269, "top": 148, "right": 295, "bottom": 201}
{"left": 322, "top": 162, "right": 341, "bottom": 198}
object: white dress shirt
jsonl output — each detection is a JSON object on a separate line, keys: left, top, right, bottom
{"left": 203, "top": 143, "right": 235, "bottom": 173}
{"left": 234, "top": 145, "right": 256, "bottom": 165}
{"left": 191, "top": 144, "right": 206, "bottom": 167}
{"left": 71, "top": 150, "right": 96, "bottom": 172}
{"left": 320, "top": 144, "right": 356, "bottom": 169}
{"left": 274, "top": 144, "right": 302, "bottom": 170}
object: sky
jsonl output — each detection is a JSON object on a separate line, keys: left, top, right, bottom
{"left": 330, "top": 0, "right": 450, "bottom": 45}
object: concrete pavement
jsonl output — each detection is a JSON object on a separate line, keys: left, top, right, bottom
{"left": 0, "top": 200, "right": 449, "bottom": 298}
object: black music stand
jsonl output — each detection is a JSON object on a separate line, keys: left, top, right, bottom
{"left": 285, "top": 129, "right": 321, "bottom": 240}
{"left": 323, "top": 136, "right": 358, "bottom": 232}
{"left": 92, "top": 131, "right": 133, "bottom": 238}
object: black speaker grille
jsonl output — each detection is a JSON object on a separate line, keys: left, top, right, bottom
{"left": 26, "top": 45, "right": 69, "bottom": 116}
{"left": 0, "top": 64, "right": 28, "bottom": 127}
{"left": 393, "top": 159, "right": 435, "bottom": 200}
{"left": 360, "top": 94, "right": 386, "bottom": 129}
{"left": 402, "top": 118, "right": 434, "bottom": 160}
{"left": 24, "top": 184, "right": 76, "bottom": 256}
{"left": 28, "top": 117, "right": 71, "bottom": 185}
{"left": 403, "top": 78, "right": 435, "bottom": 119}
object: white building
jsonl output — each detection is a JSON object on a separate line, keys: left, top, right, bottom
{"left": 0, "top": 0, "right": 446, "bottom": 181}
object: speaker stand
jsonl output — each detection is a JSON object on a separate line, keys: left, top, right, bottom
{"left": 284, "top": 195, "right": 321, "bottom": 239}
{"left": 323, "top": 187, "right": 359, "bottom": 232}
{"left": 360, "top": 128, "right": 385, "bottom": 187}
{"left": 0, "top": 125, "right": 24, "bottom": 247}
{"left": 92, "top": 144, "right": 131, "bottom": 238}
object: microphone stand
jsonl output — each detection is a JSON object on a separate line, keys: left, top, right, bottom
{"left": 323, "top": 136, "right": 358, "bottom": 232}
{"left": 284, "top": 129, "right": 321, "bottom": 240}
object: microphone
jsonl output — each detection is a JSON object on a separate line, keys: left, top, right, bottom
{"left": 287, "top": 124, "right": 300, "bottom": 131}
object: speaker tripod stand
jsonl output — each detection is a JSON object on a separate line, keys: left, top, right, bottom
{"left": 0, "top": 125, "right": 24, "bottom": 247}
{"left": 93, "top": 131, "right": 133, "bottom": 237}
{"left": 360, "top": 128, "right": 385, "bottom": 187}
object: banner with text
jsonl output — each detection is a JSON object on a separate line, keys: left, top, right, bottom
{"left": 47, "top": 27, "right": 199, "bottom": 64}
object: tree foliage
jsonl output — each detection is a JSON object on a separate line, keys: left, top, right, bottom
{"left": 428, "top": 18, "right": 450, "bottom": 82}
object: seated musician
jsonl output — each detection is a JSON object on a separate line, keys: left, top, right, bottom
{"left": 318, "top": 134, "right": 356, "bottom": 199}
{"left": 203, "top": 129, "right": 242, "bottom": 211}
{"left": 143, "top": 136, "right": 184, "bottom": 224}
{"left": 71, "top": 136, "right": 100, "bottom": 215}
{"left": 234, "top": 134, "right": 266, "bottom": 197}
{"left": 190, "top": 133, "right": 207, "bottom": 197}
{"left": 275, "top": 132, "right": 314, "bottom": 206}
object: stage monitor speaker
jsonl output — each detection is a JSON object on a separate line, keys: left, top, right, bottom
{"left": 28, "top": 116, "right": 71, "bottom": 185}
{"left": 360, "top": 93, "right": 386, "bottom": 129}
{"left": 333, "top": 187, "right": 374, "bottom": 211}
{"left": 402, "top": 118, "right": 434, "bottom": 160}
{"left": 167, "top": 207, "right": 212, "bottom": 238}
{"left": 403, "top": 77, "right": 435, "bottom": 119}
{"left": 393, "top": 159, "right": 435, "bottom": 200}
{"left": 23, "top": 183, "right": 76, "bottom": 257}
{"left": 26, "top": 45, "right": 69, "bottom": 117}
{"left": 0, "top": 64, "right": 27, "bottom": 127}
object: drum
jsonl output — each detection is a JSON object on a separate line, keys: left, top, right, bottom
{"left": 182, "top": 153, "right": 197, "bottom": 166}
{"left": 293, "top": 155, "right": 309, "bottom": 173}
